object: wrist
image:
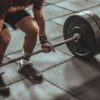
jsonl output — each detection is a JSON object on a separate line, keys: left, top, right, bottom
{"left": 39, "top": 35, "right": 48, "bottom": 44}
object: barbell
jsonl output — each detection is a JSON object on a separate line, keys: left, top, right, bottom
{"left": 0, "top": 11, "right": 100, "bottom": 67}
{"left": 0, "top": 34, "right": 80, "bottom": 67}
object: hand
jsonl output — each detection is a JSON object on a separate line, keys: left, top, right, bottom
{"left": 41, "top": 41, "right": 55, "bottom": 53}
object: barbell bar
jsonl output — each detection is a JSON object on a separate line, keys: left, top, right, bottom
{"left": 1, "top": 11, "right": 100, "bottom": 67}
{"left": 0, "top": 34, "right": 80, "bottom": 67}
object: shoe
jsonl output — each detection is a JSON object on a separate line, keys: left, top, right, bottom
{"left": 18, "top": 63, "right": 43, "bottom": 81}
{"left": 0, "top": 72, "right": 9, "bottom": 96}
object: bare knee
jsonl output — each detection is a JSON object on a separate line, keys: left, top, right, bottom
{"left": 26, "top": 25, "right": 39, "bottom": 39}
{"left": 1, "top": 34, "right": 11, "bottom": 46}
{"left": 0, "top": 29, "right": 11, "bottom": 46}
{"left": 4, "top": 35, "right": 11, "bottom": 45}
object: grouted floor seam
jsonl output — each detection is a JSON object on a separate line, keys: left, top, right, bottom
{"left": 44, "top": 78, "right": 82, "bottom": 100}
{"left": 54, "top": 3, "right": 100, "bottom": 13}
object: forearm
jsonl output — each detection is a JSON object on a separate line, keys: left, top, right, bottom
{"left": 33, "top": 8, "right": 46, "bottom": 36}
{"left": 36, "top": 15, "right": 45, "bottom": 36}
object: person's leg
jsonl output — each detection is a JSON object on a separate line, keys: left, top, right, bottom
{"left": 15, "top": 15, "right": 42, "bottom": 81}
{"left": 0, "top": 27, "right": 11, "bottom": 64}
{"left": 16, "top": 15, "right": 38, "bottom": 55}
{"left": 5, "top": 10, "right": 38, "bottom": 59}
{"left": 0, "top": 26, "right": 11, "bottom": 95}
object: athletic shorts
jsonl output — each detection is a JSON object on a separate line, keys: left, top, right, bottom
{"left": 2, "top": 10, "right": 30, "bottom": 30}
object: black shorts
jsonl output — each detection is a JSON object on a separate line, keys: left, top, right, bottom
{"left": 2, "top": 10, "right": 30, "bottom": 30}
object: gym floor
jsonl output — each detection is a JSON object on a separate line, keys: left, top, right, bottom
{"left": 1, "top": 0, "right": 100, "bottom": 100}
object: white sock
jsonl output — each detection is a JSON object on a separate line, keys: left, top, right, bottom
{"left": 21, "top": 59, "right": 29, "bottom": 65}
{"left": 21, "top": 52, "right": 30, "bottom": 65}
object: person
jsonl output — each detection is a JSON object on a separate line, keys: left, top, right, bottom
{"left": 0, "top": 0, "right": 54, "bottom": 95}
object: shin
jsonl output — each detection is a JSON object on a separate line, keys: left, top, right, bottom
{"left": 0, "top": 29, "right": 11, "bottom": 64}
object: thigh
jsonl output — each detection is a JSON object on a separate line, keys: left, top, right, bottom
{"left": 15, "top": 15, "right": 39, "bottom": 34}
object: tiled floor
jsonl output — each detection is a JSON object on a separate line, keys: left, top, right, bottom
{"left": 1, "top": 0, "right": 100, "bottom": 100}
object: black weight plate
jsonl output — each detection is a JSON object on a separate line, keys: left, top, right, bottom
{"left": 83, "top": 11, "right": 100, "bottom": 54}
{"left": 63, "top": 12, "right": 98, "bottom": 60}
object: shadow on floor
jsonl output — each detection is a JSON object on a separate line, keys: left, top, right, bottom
{"left": 67, "top": 57, "right": 100, "bottom": 98}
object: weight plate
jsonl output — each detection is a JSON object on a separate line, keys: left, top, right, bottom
{"left": 83, "top": 11, "right": 100, "bottom": 54}
{"left": 63, "top": 12, "right": 99, "bottom": 60}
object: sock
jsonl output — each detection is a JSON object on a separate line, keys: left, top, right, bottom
{"left": 21, "top": 52, "right": 30, "bottom": 65}
{"left": 21, "top": 58, "right": 30, "bottom": 65}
